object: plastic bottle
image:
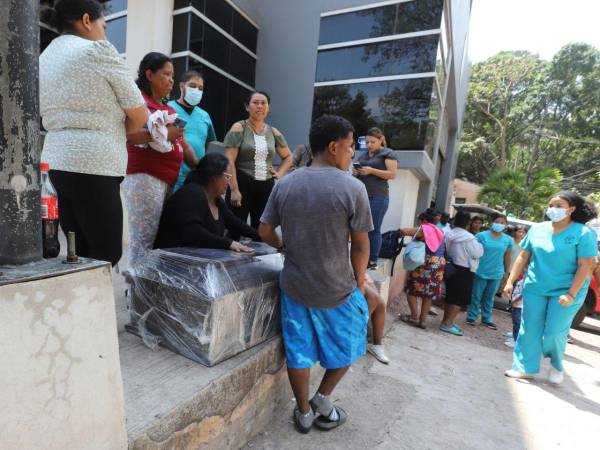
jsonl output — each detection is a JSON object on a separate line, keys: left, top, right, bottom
{"left": 40, "top": 162, "right": 60, "bottom": 258}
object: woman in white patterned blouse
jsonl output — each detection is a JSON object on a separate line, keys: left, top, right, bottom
{"left": 40, "top": 0, "right": 148, "bottom": 266}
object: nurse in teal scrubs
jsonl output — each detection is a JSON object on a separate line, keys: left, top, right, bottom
{"left": 467, "top": 214, "right": 513, "bottom": 329}
{"left": 168, "top": 70, "right": 217, "bottom": 191}
{"left": 504, "top": 192, "right": 598, "bottom": 384}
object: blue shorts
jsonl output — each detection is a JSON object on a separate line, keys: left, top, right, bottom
{"left": 280, "top": 289, "right": 369, "bottom": 370}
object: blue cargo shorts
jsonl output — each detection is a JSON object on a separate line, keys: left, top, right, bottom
{"left": 280, "top": 288, "right": 369, "bottom": 369}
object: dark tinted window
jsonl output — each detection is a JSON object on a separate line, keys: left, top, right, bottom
{"left": 229, "top": 44, "right": 255, "bottom": 85}
{"left": 103, "top": 0, "right": 128, "bottom": 15}
{"left": 193, "top": 64, "right": 229, "bottom": 139}
{"left": 316, "top": 35, "right": 438, "bottom": 82}
{"left": 232, "top": 9, "right": 258, "bottom": 53}
{"left": 188, "top": 14, "right": 205, "bottom": 55}
{"left": 319, "top": 5, "right": 396, "bottom": 45}
{"left": 205, "top": 0, "right": 233, "bottom": 33}
{"left": 202, "top": 25, "right": 231, "bottom": 72}
{"left": 105, "top": 16, "right": 127, "bottom": 53}
{"left": 312, "top": 77, "right": 435, "bottom": 150}
{"left": 318, "top": 0, "right": 443, "bottom": 45}
{"left": 174, "top": 0, "right": 205, "bottom": 11}
{"left": 40, "top": 25, "right": 59, "bottom": 53}
{"left": 227, "top": 81, "right": 251, "bottom": 127}
{"left": 172, "top": 13, "right": 191, "bottom": 53}
{"left": 171, "top": 56, "right": 191, "bottom": 98}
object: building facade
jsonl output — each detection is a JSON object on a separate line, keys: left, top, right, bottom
{"left": 39, "top": 0, "right": 472, "bottom": 227}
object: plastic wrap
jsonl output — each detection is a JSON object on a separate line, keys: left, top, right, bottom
{"left": 126, "top": 244, "right": 283, "bottom": 366}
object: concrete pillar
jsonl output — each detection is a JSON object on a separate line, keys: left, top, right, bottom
{"left": 125, "top": 0, "right": 175, "bottom": 73}
{"left": 436, "top": 129, "right": 459, "bottom": 212}
{"left": 0, "top": 0, "right": 42, "bottom": 265}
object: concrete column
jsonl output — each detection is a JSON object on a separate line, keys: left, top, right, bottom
{"left": 125, "top": 0, "right": 175, "bottom": 73}
{"left": 0, "top": 0, "right": 42, "bottom": 265}
{"left": 436, "top": 128, "right": 459, "bottom": 212}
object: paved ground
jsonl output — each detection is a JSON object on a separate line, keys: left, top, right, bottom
{"left": 246, "top": 305, "right": 600, "bottom": 450}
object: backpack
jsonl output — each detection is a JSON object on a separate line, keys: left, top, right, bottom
{"left": 379, "top": 230, "right": 405, "bottom": 275}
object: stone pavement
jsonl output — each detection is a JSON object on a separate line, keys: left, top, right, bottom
{"left": 246, "top": 309, "right": 600, "bottom": 450}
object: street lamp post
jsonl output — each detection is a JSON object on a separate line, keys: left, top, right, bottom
{"left": 0, "top": 0, "right": 42, "bottom": 265}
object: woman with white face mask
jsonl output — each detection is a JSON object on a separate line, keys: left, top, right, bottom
{"left": 503, "top": 192, "right": 598, "bottom": 384}
{"left": 466, "top": 214, "right": 513, "bottom": 330}
{"left": 168, "top": 71, "right": 217, "bottom": 191}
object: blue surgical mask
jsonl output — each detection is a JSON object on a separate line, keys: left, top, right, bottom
{"left": 491, "top": 223, "right": 506, "bottom": 233}
{"left": 184, "top": 87, "right": 203, "bottom": 106}
{"left": 546, "top": 207, "right": 568, "bottom": 222}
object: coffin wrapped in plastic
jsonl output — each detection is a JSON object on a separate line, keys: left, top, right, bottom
{"left": 126, "top": 244, "right": 282, "bottom": 366}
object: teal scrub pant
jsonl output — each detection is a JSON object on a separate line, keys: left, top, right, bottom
{"left": 467, "top": 275, "right": 501, "bottom": 323}
{"left": 512, "top": 290, "right": 585, "bottom": 373}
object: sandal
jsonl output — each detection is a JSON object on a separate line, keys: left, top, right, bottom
{"left": 399, "top": 314, "right": 420, "bottom": 326}
{"left": 417, "top": 322, "right": 427, "bottom": 330}
{"left": 440, "top": 324, "right": 463, "bottom": 336}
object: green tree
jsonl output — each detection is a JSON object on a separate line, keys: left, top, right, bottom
{"left": 458, "top": 44, "right": 600, "bottom": 195}
{"left": 478, "top": 168, "right": 562, "bottom": 220}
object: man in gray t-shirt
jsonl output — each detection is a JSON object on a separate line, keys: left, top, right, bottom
{"left": 259, "top": 115, "right": 373, "bottom": 434}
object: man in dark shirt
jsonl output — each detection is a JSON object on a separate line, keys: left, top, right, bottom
{"left": 259, "top": 115, "right": 372, "bottom": 434}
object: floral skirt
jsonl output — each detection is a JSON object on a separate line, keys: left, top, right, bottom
{"left": 405, "top": 254, "right": 446, "bottom": 300}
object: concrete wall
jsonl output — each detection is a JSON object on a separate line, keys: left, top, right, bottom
{"left": 0, "top": 266, "right": 127, "bottom": 450}
{"left": 382, "top": 169, "right": 421, "bottom": 231}
{"left": 125, "top": 0, "right": 175, "bottom": 73}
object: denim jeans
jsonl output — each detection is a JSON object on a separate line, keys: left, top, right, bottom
{"left": 368, "top": 196, "right": 390, "bottom": 264}
{"left": 512, "top": 307, "right": 522, "bottom": 341}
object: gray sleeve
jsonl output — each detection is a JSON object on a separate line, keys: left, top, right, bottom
{"left": 260, "top": 183, "right": 281, "bottom": 226}
{"left": 383, "top": 148, "right": 397, "bottom": 160}
{"left": 350, "top": 184, "right": 374, "bottom": 233}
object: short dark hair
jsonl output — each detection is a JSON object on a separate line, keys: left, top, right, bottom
{"left": 441, "top": 212, "right": 450, "bottom": 220}
{"left": 491, "top": 213, "right": 507, "bottom": 222}
{"left": 555, "top": 191, "right": 598, "bottom": 224}
{"left": 245, "top": 90, "right": 271, "bottom": 106}
{"left": 186, "top": 153, "right": 229, "bottom": 187}
{"left": 180, "top": 70, "right": 203, "bottom": 83}
{"left": 50, "top": 0, "right": 103, "bottom": 33}
{"left": 309, "top": 115, "right": 355, "bottom": 155}
{"left": 419, "top": 208, "right": 437, "bottom": 224}
{"left": 453, "top": 211, "right": 471, "bottom": 229}
{"left": 471, "top": 216, "right": 484, "bottom": 224}
{"left": 136, "top": 52, "right": 173, "bottom": 97}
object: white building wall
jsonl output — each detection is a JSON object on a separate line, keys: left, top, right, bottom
{"left": 382, "top": 170, "right": 421, "bottom": 231}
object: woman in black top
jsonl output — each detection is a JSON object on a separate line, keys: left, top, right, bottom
{"left": 155, "top": 153, "right": 259, "bottom": 252}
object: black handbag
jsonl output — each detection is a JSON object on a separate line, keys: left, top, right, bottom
{"left": 379, "top": 230, "right": 405, "bottom": 275}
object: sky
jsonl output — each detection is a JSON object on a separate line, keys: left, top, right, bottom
{"left": 469, "top": 0, "right": 600, "bottom": 63}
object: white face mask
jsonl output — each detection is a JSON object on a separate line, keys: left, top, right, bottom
{"left": 184, "top": 87, "right": 203, "bottom": 106}
{"left": 546, "top": 207, "right": 568, "bottom": 222}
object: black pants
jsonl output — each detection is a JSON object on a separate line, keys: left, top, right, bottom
{"left": 50, "top": 170, "right": 124, "bottom": 266}
{"left": 226, "top": 171, "right": 274, "bottom": 240}
{"left": 445, "top": 265, "right": 475, "bottom": 307}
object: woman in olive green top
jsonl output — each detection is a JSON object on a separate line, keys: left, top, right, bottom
{"left": 224, "top": 91, "right": 292, "bottom": 238}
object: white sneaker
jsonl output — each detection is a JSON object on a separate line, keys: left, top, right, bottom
{"left": 504, "top": 369, "right": 534, "bottom": 379}
{"left": 367, "top": 344, "right": 390, "bottom": 364}
{"left": 504, "top": 339, "right": 515, "bottom": 348}
{"left": 548, "top": 367, "right": 564, "bottom": 384}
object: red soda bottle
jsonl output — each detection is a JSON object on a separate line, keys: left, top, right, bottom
{"left": 40, "top": 162, "right": 60, "bottom": 258}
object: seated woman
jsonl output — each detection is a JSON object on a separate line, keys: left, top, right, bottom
{"left": 154, "top": 153, "right": 259, "bottom": 252}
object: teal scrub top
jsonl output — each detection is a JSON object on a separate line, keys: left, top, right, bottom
{"left": 521, "top": 221, "right": 598, "bottom": 297}
{"left": 168, "top": 101, "right": 217, "bottom": 191}
{"left": 475, "top": 230, "right": 514, "bottom": 280}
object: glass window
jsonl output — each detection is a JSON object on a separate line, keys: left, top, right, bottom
{"left": 172, "top": 13, "right": 191, "bottom": 53}
{"left": 202, "top": 25, "right": 231, "bottom": 72}
{"left": 188, "top": 14, "right": 206, "bottom": 55}
{"left": 227, "top": 81, "right": 251, "bottom": 129}
{"left": 232, "top": 9, "right": 258, "bottom": 53}
{"left": 104, "top": 0, "right": 128, "bottom": 15}
{"left": 105, "top": 16, "right": 127, "bottom": 54}
{"left": 396, "top": 0, "right": 444, "bottom": 34}
{"left": 171, "top": 56, "right": 190, "bottom": 98}
{"left": 315, "top": 35, "right": 438, "bottom": 82}
{"left": 205, "top": 0, "right": 233, "bottom": 34}
{"left": 229, "top": 44, "right": 255, "bottom": 86}
{"left": 40, "top": 25, "right": 59, "bottom": 53}
{"left": 313, "top": 77, "right": 436, "bottom": 150}
{"left": 435, "top": 40, "right": 446, "bottom": 100}
{"left": 319, "top": 4, "right": 396, "bottom": 45}
{"left": 318, "top": 0, "right": 444, "bottom": 46}
{"left": 174, "top": 0, "right": 205, "bottom": 11}
{"left": 424, "top": 81, "right": 441, "bottom": 158}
